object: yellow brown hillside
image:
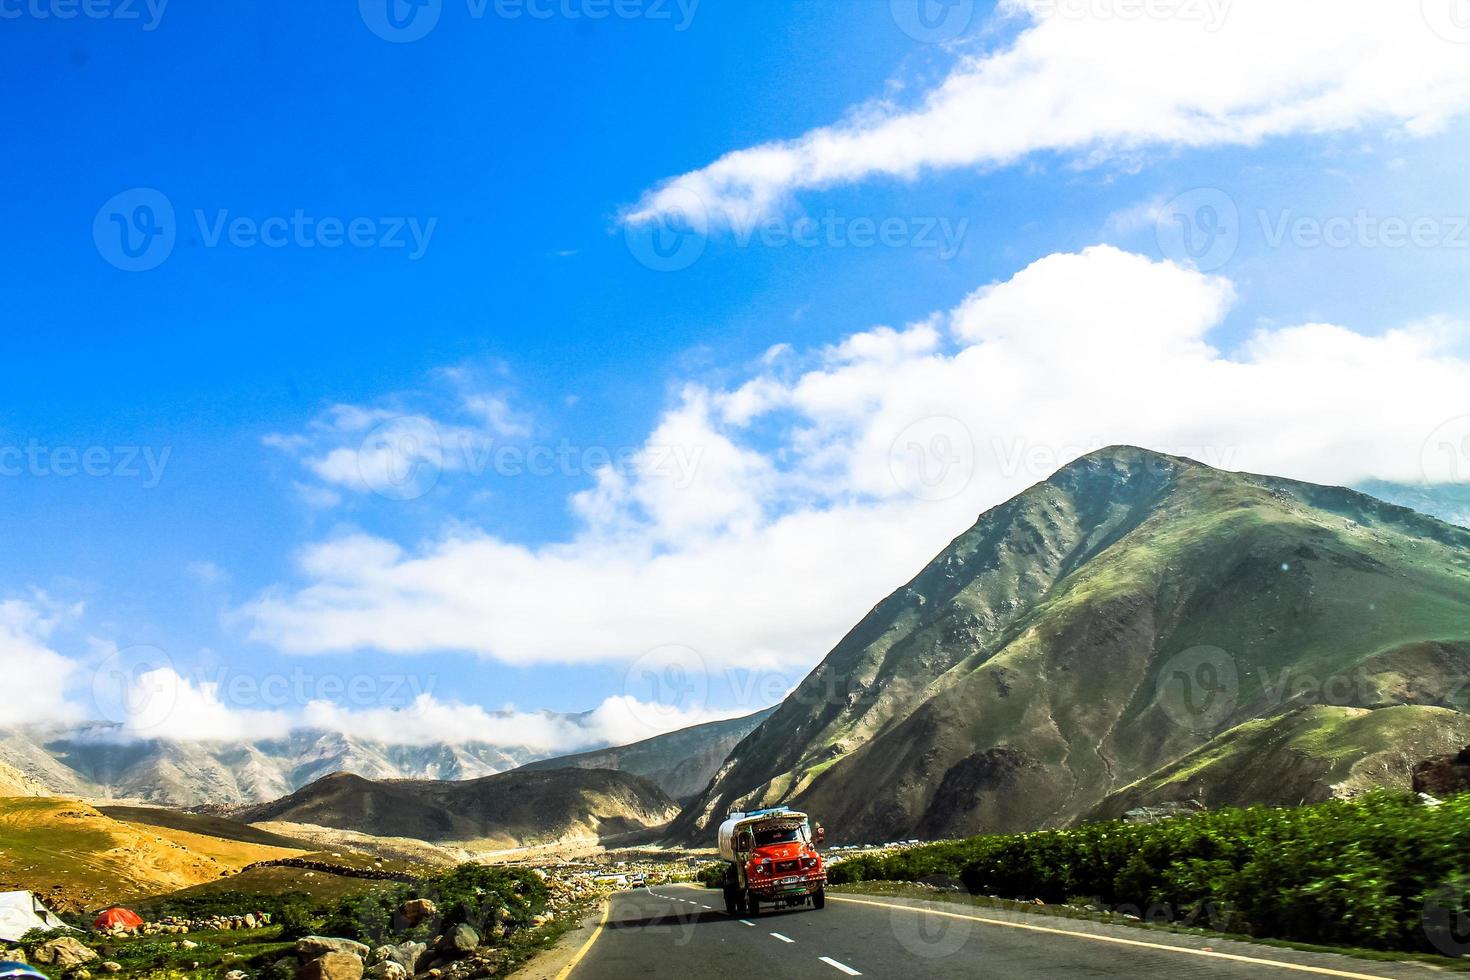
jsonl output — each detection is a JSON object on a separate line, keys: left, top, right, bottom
{"left": 0, "top": 796, "right": 306, "bottom": 912}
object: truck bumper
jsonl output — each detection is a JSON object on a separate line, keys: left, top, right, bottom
{"left": 749, "top": 872, "right": 827, "bottom": 900}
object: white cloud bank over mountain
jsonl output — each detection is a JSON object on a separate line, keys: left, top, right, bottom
{"left": 0, "top": 598, "right": 84, "bottom": 727}
{"left": 2, "top": 600, "right": 739, "bottom": 748}
{"left": 626, "top": 0, "right": 1470, "bottom": 228}
{"left": 247, "top": 245, "right": 1470, "bottom": 669}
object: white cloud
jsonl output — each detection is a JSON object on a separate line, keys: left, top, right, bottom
{"left": 0, "top": 598, "right": 83, "bottom": 726}
{"left": 626, "top": 0, "right": 1470, "bottom": 227}
{"left": 245, "top": 245, "right": 1470, "bottom": 671}
{"left": 94, "top": 666, "right": 738, "bottom": 750}
{"left": 265, "top": 375, "right": 534, "bottom": 502}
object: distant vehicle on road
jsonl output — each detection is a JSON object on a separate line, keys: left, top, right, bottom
{"left": 716, "top": 807, "right": 827, "bottom": 916}
{"left": 629, "top": 874, "right": 648, "bottom": 888}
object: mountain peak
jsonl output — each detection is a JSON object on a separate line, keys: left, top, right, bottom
{"left": 1058, "top": 444, "right": 1207, "bottom": 475}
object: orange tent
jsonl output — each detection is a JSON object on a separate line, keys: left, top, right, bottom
{"left": 93, "top": 907, "right": 144, "bottom": 931}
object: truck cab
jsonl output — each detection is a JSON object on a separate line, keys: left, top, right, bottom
{"left": 717, "top": 808, "right": 827, "bottom": 916}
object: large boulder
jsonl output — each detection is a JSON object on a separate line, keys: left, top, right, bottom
{"left": 364, "top": 962, "right": 408, "bottom": 980}
{"left": 296, "top": 936, "right": 371, "bottom": 961}
{"left": 397, "top": 898, "right": 438, "bottom": 927}
{"left": 32, "top": 937, "right": 99, "bottom": 967}
{"left": 1414, "top": 746, "right": 1470, "bottom": 796}
{"left": 438, "top": 923, "right": 480, "bottom": 957}
{"left": 372, "top": 941, "right": 426, "bottom": 974}
{"left": 297, "top": 952, "right": 365, "bottom": 980}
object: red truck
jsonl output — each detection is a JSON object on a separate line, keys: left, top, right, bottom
{"left": 716, "top": 808, "right": 827, "bottom": 916}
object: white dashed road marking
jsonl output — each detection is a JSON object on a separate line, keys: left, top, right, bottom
{"left": 770, "top": 932, "right": 794, "bottom": 943}
{"left": 819, "top": 957, "right": 862, "bottom": 976}
{"left": 739, "top": 920, "right": 754, "bottom": 927}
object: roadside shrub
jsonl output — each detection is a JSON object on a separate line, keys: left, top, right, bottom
{"left": 696, "top": 863, "right": 726, "bottom": 889}
{"left": 319, "top": 864, "right": 547, "bottom": 946}
{"left": 829, "top": 792, "right": 1470, "bottom": 954}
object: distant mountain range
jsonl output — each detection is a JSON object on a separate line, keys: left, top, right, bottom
{"left": 1355, "top": 480, "right": 1470, "bottom": 529}
{"left": 0, "top": 709, "right": 774, "bottom": 808}
{"left": 514, "top": 708, "right": 775, "bottom": 801}
{"left": 671, "top": 447, "right": 1470, "bottom": 844}
{"left": 232, "top": 768, "right": 679, "bottom": 846}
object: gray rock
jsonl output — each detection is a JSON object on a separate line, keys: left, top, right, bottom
{"left": 440, "top": 924, "right": 479, "bottom": 956}
{"left": 296, "top": 937, "right": 371, "bottom": 961}
{"left": 31, "top": 938, "right": 99, "bottom": 968}
{"left": 374, "top": 940, "right": 426, "bottom": 973}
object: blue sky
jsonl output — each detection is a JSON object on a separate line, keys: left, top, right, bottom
{"left": 3, "top": 0, "right": 1470, "bottom": 749}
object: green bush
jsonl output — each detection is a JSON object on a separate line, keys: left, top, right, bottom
{"left": 319, "top": 864, "right": 548, "bottom": 946}
{"left": 696, "top": 863, "right": 727, "bottom": 889}
{"left": 829, "top": 793, "right": 1470, "bottom": 954}
{"left": 138, "top": 889, "right": 322, "bottom": 923}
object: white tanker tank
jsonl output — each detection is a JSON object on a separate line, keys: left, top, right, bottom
{"left": 717, "top": 807, "right": 813, "bottom": 862}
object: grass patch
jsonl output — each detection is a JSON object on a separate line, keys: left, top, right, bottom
{"left": 827, "top": 792, "right": 1470, "bottom": 956}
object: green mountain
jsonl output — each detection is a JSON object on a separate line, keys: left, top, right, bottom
{"left": 514, "top": 708, "right": 775, "bottom": 801}
{"left": 671, "top": 447, "right": 1470, "bottom": 844}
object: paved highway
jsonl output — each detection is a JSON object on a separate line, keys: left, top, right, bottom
{"left": 557, "top": 883, "right": 1434, "bottom": 979}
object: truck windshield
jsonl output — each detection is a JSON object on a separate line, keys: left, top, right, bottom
{"left": 754, "top": 826, "right": 803, "bottom": 846}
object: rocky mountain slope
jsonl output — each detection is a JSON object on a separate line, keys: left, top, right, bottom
{"left": 233, "top": 768, "right": 680, "bottom": 846}
{"left": 514, "top": 708, "right": 775, "bottom": 800}
{"left": 671, "top": 447, "right": 1470, "bottom": 844}
{"left": 0, "top": 759, "right": 48, "bottom": 797}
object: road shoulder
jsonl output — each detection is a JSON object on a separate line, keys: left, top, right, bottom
{"left": 508, "top": 899, "right": 611, "bottom": 980}
{"left": 831, "top": 884, "right": 1466, "bottom": 979}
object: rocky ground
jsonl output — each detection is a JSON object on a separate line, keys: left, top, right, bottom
{"left": 0, "top": 855, "right": 703, "bottom": 980}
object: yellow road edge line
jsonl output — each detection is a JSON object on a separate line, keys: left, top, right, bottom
{"left": 826, "top": 895, "right": 1393, "bottom": 980}
{"left": 553, "top": 897, "right": 612, "bottom": 980}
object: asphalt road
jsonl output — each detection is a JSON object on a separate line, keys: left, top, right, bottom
{"left": 561, "top": 883, "right": 1434, "bottom": 979}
